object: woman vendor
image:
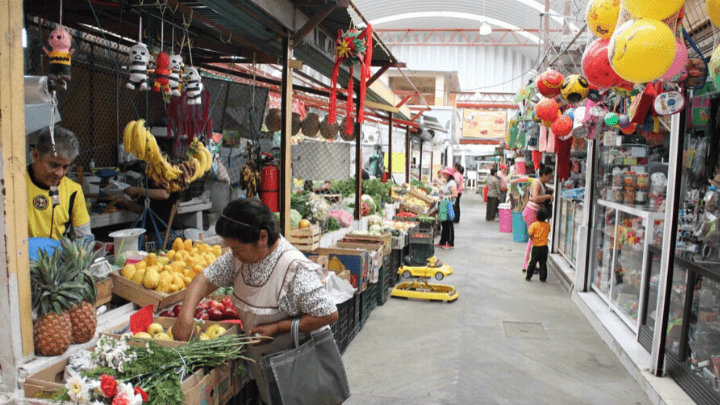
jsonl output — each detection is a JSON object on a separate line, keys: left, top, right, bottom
{"left": 173, "top": 198, "right": 338, "bottom": 404}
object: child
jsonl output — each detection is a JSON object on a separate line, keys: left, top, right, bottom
{"left": 526, "top": 207, "right": 550, "bottom": 282}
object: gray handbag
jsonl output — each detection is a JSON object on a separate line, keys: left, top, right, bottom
{"left": 262, "top": 318, "right": 351, "bottom": 405}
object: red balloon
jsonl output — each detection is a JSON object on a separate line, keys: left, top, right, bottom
{"left": 536, "top": 98, "right": 560, "bottom": 122}
{"left": 582, "top": 38, "right": 625, "bottom": 89}
{"left": 551, "top": 115, "right": 573, "bottom": 138}
{"left": 621, "top": 123, "right": 637, "bottom": 135}
{"left": 537, "top": 70, "right": 565, "bottom": 98}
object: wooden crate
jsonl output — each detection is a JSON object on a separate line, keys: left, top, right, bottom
{"left": 408, "top": 188, "right": 435, "bottom": 205}
{"left": 287, "top": 224, "right": 321, "bottom": 252}
{"left": 110, "top": 271, "right": 186, "bottom": 311}
{"left": 94, "top": 277, "right": 113, "bottom": 308}
{"left": 342, "top": 232, "right": 392, "bottom": 256}
{"left": 101, "top": 316, "right": 238, "bottom": 347}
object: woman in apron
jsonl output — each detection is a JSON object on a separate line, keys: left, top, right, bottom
{"left": 173, "top": 198, "right": 338, "bottom": 404}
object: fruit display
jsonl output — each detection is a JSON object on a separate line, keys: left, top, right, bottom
{"left": 123, "top": 119, "right": 213, "bottom": 192}
{"left": 133, "top": 320, "right": 228, "bottom": 342}
{"left": 159, "top": 298, "right": 239, "bottom": 321}
{"left": 30, "top": 237, "right": 98, "bottom": 356}
{"left": 395, "top": 212, "right": 418, "bottom": 220}
{"left": 119, "top": 238, "right": 223, "bottom": 294}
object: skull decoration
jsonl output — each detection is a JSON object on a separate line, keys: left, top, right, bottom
{"left": 122, "top": 43, "right": 151, "bottom": 91}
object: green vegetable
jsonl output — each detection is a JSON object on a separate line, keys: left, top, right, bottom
{"left": 327, "top": 217, "right": 341, "bottom": 232}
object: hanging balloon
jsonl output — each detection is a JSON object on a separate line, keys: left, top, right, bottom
{"left": 604, "top": 112, "right": 619, "bottom": 126}
{"left": 536, "top": 70, "right": 565, "bottom": 98}
{"left": 609, "top": 19, "right": 676, "bottom": 83}
{"left": 621, "top": 0, "right": 684, "bottom": 21}
{"left": 709, "top": 46, "right": 720, "bottom": 88}
{"left": 661, "top": 38, "right": 689, "bottom": 81}
{"left": 586, "top": 0, "right": 622, "bottom": 38}
{"left": 620, "top": 123, "right": 637, "bottom": 134}
{"left": 709, "top": 0, "right": 720, "bottom": 28}
{"left": 551, "top": 115, "right": 574, "bottom": 138}
{"left": 582, "top": 38, "right": 626, "bottom": 88}
{"left": 618, "top": 114, "right": 631, "bottom": 128}
{"left": 613, "top": 81, "right": 637, "bottom": 97}
{"left": 535, "top": 98, "right": 560, "bottom": 122}
{"left": 560, "top": 75, "right": 590, "bottom": 104}
{"left": 564, "top": 108, "right": 576, "bottom": 121}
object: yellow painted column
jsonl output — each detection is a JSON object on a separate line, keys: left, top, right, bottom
{"left": 0, "top": 0, "right": 32, "bottom": 356}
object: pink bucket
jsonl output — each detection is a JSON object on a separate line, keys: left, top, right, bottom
{"left": 515, "top": 158, "right": 526, "bottom": 175}
{"left": 499, "top": 204, "right": 512, "bottom": 233}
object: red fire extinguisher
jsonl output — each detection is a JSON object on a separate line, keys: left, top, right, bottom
{"left": 260, "top": 153, "right": 280, "bottom": 212}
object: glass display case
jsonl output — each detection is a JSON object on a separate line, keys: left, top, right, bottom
{"left": 557, "top": 198, "right": 583, "bottom": 267}
{"left": 663, "top": 255, "right": 720, "bottom": 405}
{"left": 639, "top": 245, "right": 687, "bottom": 352}
{"left": 589, "top": 200, "right": 665, "bottom": 332}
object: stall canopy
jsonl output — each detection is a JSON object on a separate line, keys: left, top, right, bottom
{"left": 25, "top": 0, "right": 410, "bottom": 120}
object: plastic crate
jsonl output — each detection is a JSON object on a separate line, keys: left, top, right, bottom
{"left": 390, "top": 249, "right": 402, "bottom": 286}
{"left": 418, "top": 221, "right": 434, "bottom": 231}
{"left": 406, "top": 243, "right": 434, "bottom": 266}
{"left": 377, "top": 256, "right": 392, "bottom": 306}
{"left": 360, "top": 282, "right": 378, "bottom": 327}
{"left": 409, "top": 229, "right": 433, "bottom": 245}
{"left": 230, "top": 381, "right": 259, "bottom": 405}
{"left": 347, "top": 293, "right": 361, "bottom": 347}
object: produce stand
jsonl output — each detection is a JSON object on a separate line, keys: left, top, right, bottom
{"left": 110, "top": 270, "right": 187, "bottom": 311}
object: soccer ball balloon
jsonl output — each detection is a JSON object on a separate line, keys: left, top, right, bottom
{"left": 561, "top": 75, "right": 590, "bottom": 104}
{"left": 536, "top": 70, "right": 565, "bottom": 98}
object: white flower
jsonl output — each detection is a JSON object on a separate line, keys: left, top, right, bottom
{"left": 131, "top": 393, "right": 144, "bottom": 405}
{"left": 117, "top": 382, "right": 135, "bottom": 398}
{"left": 91, "top": 401, "right": 105, "bottom": 405}
{"left": 65, "top": 373, "right": 89, "bottom": 403}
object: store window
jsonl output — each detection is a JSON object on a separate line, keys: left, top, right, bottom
{"left": 556, "top": 137, "right": 587, "bottom": 268}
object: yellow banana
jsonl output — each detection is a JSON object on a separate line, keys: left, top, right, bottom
{"left": 201, "top": 145, "right": 213, "bottom": 173}
{"left": 123, "top": 121, "right": 136, "bottom": 155}
{"left": 189, "top": 158, "right": 202, "bottom": 182}
{"left": 134, "top": 119, "right": 146, "bottom": 160}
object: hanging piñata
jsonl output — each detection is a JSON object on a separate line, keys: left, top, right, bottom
{"left": 329, "top": 25, "right": 373, "bottom": 136}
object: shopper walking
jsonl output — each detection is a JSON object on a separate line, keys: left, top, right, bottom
{"left": 522, "top": 165, "right": 554, "bottom": 273}
{"left": 453, "top": 163, "right": 464, "bottom": 223}
{"left": 526, "top": 207, "right": 550, "bottom": 282}
{"left": 486, "top": 168, "right": 502, "bottom": 221}
{"left": 437, "top": 167, "right": 458, "bottom": 249}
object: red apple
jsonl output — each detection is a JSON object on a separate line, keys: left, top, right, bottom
{"left": 208, "top": 307, "right": 224, "bottom": 320}
{"left": 221, "top": 306, "right": 236, "bottom": 319}
{"left": 197, "top": 302, "right": 208, "bottom": 310}
{"left": 171, "top": 304, "right": 182, "bottom": 317}
{"left": 221, "top": 297, "right": 233, "bottom": 308}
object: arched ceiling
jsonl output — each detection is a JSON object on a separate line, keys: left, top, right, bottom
{"left": 353, "top": 0, "right": 589, "bottom": 34}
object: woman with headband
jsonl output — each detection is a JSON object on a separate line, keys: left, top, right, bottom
{"left": 172, "top": 198, "right": 338, "bottom": 404}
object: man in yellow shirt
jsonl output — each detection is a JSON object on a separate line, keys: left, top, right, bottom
{"left": 27, "top": 126, "right": 92, "bottom": 240}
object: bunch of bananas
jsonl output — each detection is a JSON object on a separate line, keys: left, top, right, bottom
{"left": 123, "top": 120, "right": 213, "bottom": 192}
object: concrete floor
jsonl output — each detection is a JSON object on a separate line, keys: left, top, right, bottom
{"left": 343, "top": 191, "right": 652, "bottom": 405}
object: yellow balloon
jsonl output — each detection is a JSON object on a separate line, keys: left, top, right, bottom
{"left": 587, "top": 0, "right": 622, "bottom": 39}
{"left": 609, "top": 19, "right": 676, "bottom": 83}
{"left": 621, "top": 0, "right": 684, "bottom": 20}
{"left": 709, "top": 0, "right": 720, "bottom": 28}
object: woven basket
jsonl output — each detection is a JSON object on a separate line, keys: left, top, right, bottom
{"left": 292, "top": 112, "right": 302, "bottom": 135}
{"left": 339, "top": 117, "right": 356, "bottom": 141}
{"left": 319, "top": 115, "right": 339, "bottom": 140}
{"left": 301, "top": 112, "right": 320, "bottom": 137}
{"left": 265, "top": 108, "right": 282, "bottom": 132}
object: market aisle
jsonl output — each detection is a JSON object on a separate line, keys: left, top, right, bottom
{"left": 342, "top": 191, "right": 651, "bottom": 405}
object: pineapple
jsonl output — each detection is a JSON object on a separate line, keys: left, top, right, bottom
{"left": 31, "top": 248, "right": 74, "bottom": 356}
{"left": 57, "top": 237, "right": 98, "bottom": 344}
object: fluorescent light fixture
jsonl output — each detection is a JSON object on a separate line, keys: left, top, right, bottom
{"left": 479, "top": 22, "right": 492, "bottom": 36}
{"left": 21, "top": 28, "right": 27, "bottom": 48}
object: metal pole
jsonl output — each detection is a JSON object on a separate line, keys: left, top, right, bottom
{"left": 354, "top": 94, "right": 362, "bottom": 220}
{"left": 651, "top": 112, "right": 683, "bottom": 375}
{"left": 388, "top": 113, "right": 393, "bottom": 191}
{"left": 279, "top": 35, "right": 293, "bottom": 235}
{"left": 419, "top": 140, "right": 424, "bottom": 182}
{"left": 405, "top": 126, "right": 410, "bottom": 184}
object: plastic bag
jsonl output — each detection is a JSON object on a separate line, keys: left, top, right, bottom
{"left": 325, "top": 272, "right": 355, "bottom": 305}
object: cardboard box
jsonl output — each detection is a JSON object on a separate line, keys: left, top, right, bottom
{"left": 341, "top": 232, "right": 393, "bottom": 256}
{"left": 110, "top": 270, "right": 186, "bottom": 311}
{"left": 24, "top": 356, "right": 208, "bottom": 405}
{"left": 335, "top": 241, "right": 384, "bottom": 283}
{"left": 101, "top": 316, "right": 238, "bottom": 348}
{"left": 311, "top": 248, "right": 369, "bottom": 292}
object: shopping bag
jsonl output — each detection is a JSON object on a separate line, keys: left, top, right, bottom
{"left": 447, "top": 199, "right": 456, "bottom": 222}
{"left": 438, "top": 199, "right": 448, "bottom": 222}
{"left": 263, "top": 319, "right": 350, "bottom": 405}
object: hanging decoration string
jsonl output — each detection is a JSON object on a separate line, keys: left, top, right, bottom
{"left": 59, "top": 0, "right": 63, "bottom": 26}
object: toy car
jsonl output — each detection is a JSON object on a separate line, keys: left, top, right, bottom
{"left": 398, "top": 256, "right": 453, "bottom": 281}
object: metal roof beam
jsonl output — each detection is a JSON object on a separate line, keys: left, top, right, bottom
{"left": 375, "top": 28, "right": 551, "bottom": 47}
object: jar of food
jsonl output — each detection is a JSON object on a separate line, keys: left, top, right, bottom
{"left": 637, "top": 173, "right": 649, "bottom": 189}
{"left": 624, "top": 171, "right": 636, "bottom": 188}
{"left": 611, "top": 187, "right": 623, "bottom": 202}
{"left": 612, "top": 172, "right": 624, "bottom": 187}
{"left": 624, "top": 187, "right": 636, "bottom": 205}
{"left": 635, "top": 189, "right": 647, "bottom": 204}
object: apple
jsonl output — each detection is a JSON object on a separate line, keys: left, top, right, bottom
{"left": 199, "top": 312, "right": 209, "bottom": 321}
{"left": 208, "top": 307, "right": 223, "bottom": 320}
{"left": 159, "top": 310, "right": 174, "bottom": 317}
{"left": 197, "top": 302, "right": 208, "bottom": 310}
{"left": 221, "top": 297, "right": 233, "bottom": 308}
{"left": 221, "top": 306, "right": 236, "bottom": 319}
{"left": 171, "top": 304, "right": 183, "bottom": 317}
